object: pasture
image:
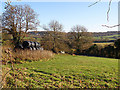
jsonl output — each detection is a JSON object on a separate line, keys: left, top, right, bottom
{"left": 3, "top": 54, "right": 118, "bottom": 88}
{"left": 93, "top": 42, "right": 113, "bottom": 47}
{"left": 94, "top": 34, "right": 119, "bottom": 41}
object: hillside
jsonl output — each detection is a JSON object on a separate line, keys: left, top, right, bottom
{"left": 3, "top": 54, "right": 118, "bottom": 88}
{"left": 92, "top": 31, "right": 120, "bottom": 42}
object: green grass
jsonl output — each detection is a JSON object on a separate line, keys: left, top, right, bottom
{"left": 94, "top": 34, "right": 119, "bottom": 41}
{"left": 104, "top": 34, "right": 119, "bottom": 38}
{"left": 23, "top": 36, "right": 31, "bottom": 39}
{"left": 93, "top": 43, "right": 113, "bottom": 47}
{"left": 5, "top": 54, "right": 118, "bottom": 88}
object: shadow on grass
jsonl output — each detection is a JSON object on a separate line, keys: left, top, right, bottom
{"left": 34, "top": 70, "right": 53, "bottom": 75}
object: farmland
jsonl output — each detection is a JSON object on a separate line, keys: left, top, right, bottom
{"left": 93, "top": 42, "right": 113, "bottom": 47}
{"left": 3, "top": 54, "right": 118, "bottom": 88}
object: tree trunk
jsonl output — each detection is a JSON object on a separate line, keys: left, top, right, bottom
{"left": 12, "top": 33, "right": 21, "bottom": 48}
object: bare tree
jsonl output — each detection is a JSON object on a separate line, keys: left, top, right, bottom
{"left": 2, "top": 2, "right": 39, "bottom": 48}
{"left": 43, "top": 20, "right": 63, "bottom": 53}
{"left": 70, "top": 25, "right": 92, "bottom": 54}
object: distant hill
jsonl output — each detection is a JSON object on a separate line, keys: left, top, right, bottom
{"left": 28, "top": 31, "right": 48, "bottom": 37}
{"left": 92, "top": 31, "right": 120, "bottom": 42}
{"left": 28, "top": 31, "right": 120, "bottom": 43}
{"left": 92, "top": 31, "right": 120, "bottom": 37}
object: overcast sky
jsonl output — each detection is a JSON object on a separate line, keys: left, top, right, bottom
{"left": 1, "top": 1, "right": 118, "bottom": 32}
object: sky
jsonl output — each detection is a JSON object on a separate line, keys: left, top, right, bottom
{"left": 1, "top": 1, "right": 118, "bottom": 32}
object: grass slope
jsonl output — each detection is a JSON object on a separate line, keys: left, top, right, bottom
{"left": 6, "top": 54, "right": 118, "bottom": 88}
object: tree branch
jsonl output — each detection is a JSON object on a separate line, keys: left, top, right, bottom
{"left": 102, "top": 24, "right": 120, "bottom": 28}
{"left": 107, "top": 0, "right": 112, "bottom": 21}
{"left": 0, "top": 69, "right": 12, "bottom": 84}
{"left": 88, "top": 0, "right": 101, "bottom": 7}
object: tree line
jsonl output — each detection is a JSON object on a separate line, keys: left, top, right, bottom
{"left": 40, "top": 20, "right": 120, "bottom": 59}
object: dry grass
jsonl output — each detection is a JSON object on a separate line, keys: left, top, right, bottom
{"left": 2, "top": 45, "right": 54, "bottom": 64}
{"left": 13, "top": 50, "right": 54, "bottom": 61}
{"left": 93, "top": 43, "right": 113, "bottom": 48}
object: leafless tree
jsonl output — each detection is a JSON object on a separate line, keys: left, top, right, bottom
{"left": 43, "top": 20, "right": 64, "bottom": 53}
{"left": 2, "top": 2, "right": 39, "bottom": 48}
{"left": 70, "top": 25, "right": 92, "bottom": 54}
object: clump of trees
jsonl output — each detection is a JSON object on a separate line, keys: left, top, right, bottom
{"left": 41, "top": 21, "right": 93, "bottom": 54}
{"left": 81, "top": 39, "right": 120, "bottom": 59}
{"left": 41, "top": 22, "right": 120, "bottom": 59}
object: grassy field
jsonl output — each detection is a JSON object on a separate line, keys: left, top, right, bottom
{"left": 93, "top": 42, "right": 113, "bottom": 47}
{"left": 94, "top": 34, "right": 119, "bottom": 41}
{"left": 3, "top": 54, "right": 118, "bottom": 88}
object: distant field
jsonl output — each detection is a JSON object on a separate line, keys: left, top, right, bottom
{"left": 94, "top": 34, "right": 119, "bottom": 41}
{"left": 104, "top": 34, "right": 119, "bottom": 38}
{"left": 4, "top": 54, "right": 118, "bottom": 88}
{"left": 93, "top": 42, "right": 113, "bottom": 47}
